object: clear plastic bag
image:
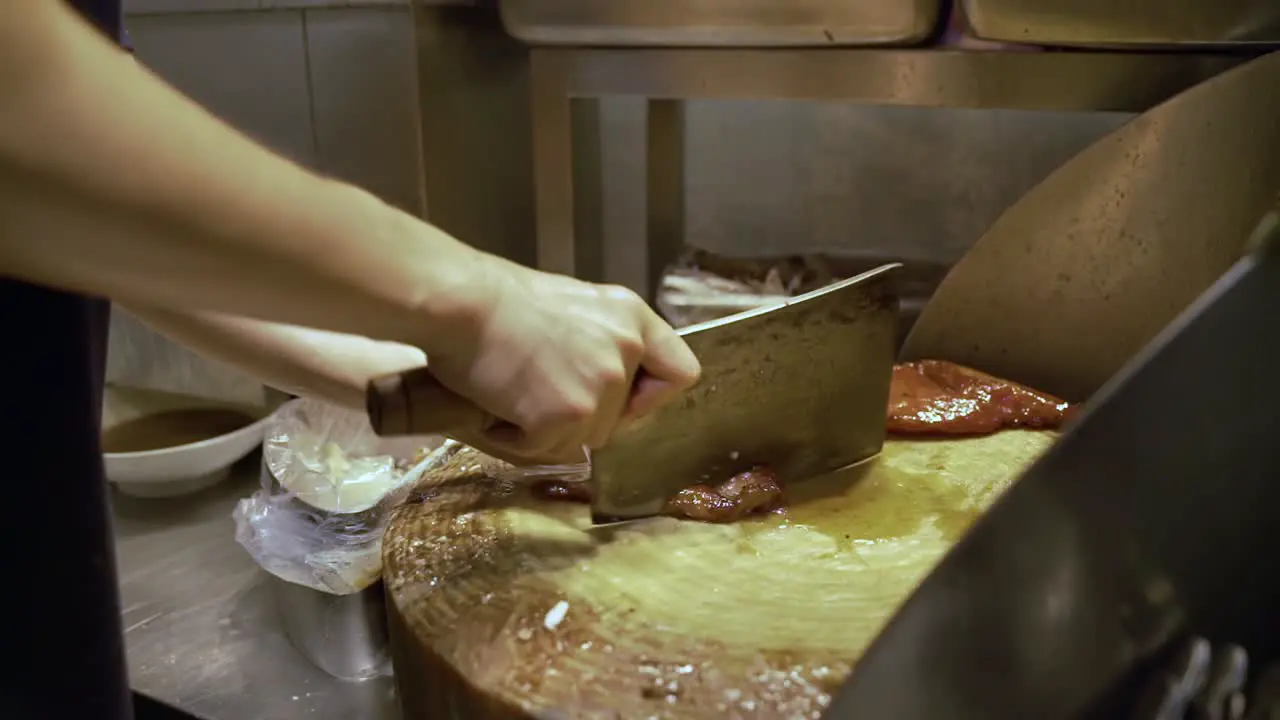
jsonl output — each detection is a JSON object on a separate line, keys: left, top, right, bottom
{"left": 411, "top": 438, "right": 591, "bottom": 492}
{"left": 232, "top": 398, "right": 441, "bottom": 595}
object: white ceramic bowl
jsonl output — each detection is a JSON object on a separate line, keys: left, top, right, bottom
{"left": 102, "top": 387, "right": 279, "bottom": 499}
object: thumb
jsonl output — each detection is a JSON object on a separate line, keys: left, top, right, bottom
{"left": 624, "top": 314, "right": 700, "bottom": 420}
{"left": 624, "top": 371, "right": 682, "bottom": 421}
{"left": 639, "top": 312, "right": 700, "bottom": 386}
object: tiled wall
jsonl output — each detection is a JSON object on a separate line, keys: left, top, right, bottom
{"left": 110, "top": 2, "right": 427, "bottom": 397}
{"left": 682, "top": 102, "right": 1130, "bottom": 263}
{"left": 124, "top": 2, "right": 424, "bottom": 214}
{"left": 120, "top": 2, "right": 1135, "bottom": 280}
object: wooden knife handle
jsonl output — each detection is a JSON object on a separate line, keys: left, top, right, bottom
{"left": 366, "top": 366, "right": 493, "bottom": 436}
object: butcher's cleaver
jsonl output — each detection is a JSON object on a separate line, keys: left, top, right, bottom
{"left": 589, "top": 263, "right": 902, "bottom": 522}
{"left": 365, "top": 264, "right": 901, "bottom": 522}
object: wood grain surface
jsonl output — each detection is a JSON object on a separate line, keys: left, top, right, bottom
{"left": 385, "top": 431, "right": 1057, "bottom": 719}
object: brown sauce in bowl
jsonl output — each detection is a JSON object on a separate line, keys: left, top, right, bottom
{"left": 101, "top": 408, "right": 258, "bottom": 453}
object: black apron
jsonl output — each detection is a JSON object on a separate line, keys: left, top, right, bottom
{"left": 1, "top": 2, "right": 132, "bottom": 719}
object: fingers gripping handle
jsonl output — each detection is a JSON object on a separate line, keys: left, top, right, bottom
{"left": 366, "top": 367, "right": 492, "bottom": 436}
{"left": 367, "top": 365, "right": 663, "bottom": 438}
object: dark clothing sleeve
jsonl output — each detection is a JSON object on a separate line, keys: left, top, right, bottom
{"left": 0, "top": 3, "right": 133, "bottom": 720}
{"left": 0, "top": 288, "right": 126, "bottom": 720}
{"left": 69, "top": 0, "right": 124, "bottom": 41}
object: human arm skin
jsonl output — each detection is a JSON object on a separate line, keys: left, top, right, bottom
{"left": 0, "top": 1, "right": 486, "bottom": 352}
{"left": 0, "top": 2, "right": 700, "bottom": 461}
{"left": 127, "top": 306, "right": 427, "bottom": 411}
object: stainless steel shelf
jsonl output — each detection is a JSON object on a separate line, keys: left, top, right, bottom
{"left": 501, "top": 0, "right": 944, "bottom": 48}
{"left": 962, "top": 0, "right": 1280, "bottom": 47}
{"left": 533, "top": 47, "right": 1250, "bottom": 111}
{"left": 528, "top": 46, "right": 1259, "bottom": 289}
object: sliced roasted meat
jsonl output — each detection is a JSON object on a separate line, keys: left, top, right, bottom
{"left": 663, "top": 467, "right": 784, "bottom": 523}
{"left": 530, "top": 468, "right": 784, "bottom": 524}
{"left": 530, "top": 361, "right": 1070, "bottom": 520}
{"left": 888, "top": 360, "right": 1073, "bottom": 435}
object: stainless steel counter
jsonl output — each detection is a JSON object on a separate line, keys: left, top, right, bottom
{"left": 112, "top": 455, "right": 400, "bottom": 720}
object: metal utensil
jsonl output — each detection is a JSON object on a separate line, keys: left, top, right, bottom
{"left": 499, "top": 0, "right": 942, "bottom": 47}
{"left": 824, "top": 213, "right": 1280, "bottom": 719}
{"left": 588, "top": 263, "right": 901, "bottom": 522}
{"left": 271, "top": 575, "right": 391, "bottom": 682}
{"left": 900, "top": 50, "right": 1280, "bottom": 402}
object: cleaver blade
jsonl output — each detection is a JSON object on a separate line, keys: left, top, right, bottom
{"left": 589, "top": 263, "right": 902, "bottom": 523}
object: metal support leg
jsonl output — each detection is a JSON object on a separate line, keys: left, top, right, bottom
{"left": 530, "top": 50, "right": 577, "bottom": 276}
{"left": 645, "top": 99, "right": 687, "bottom": 302}
{"left": 571, "top": 98, "right": 605, "bottom": 283}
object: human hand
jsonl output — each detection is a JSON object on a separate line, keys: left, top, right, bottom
{"left": 422, "top": 259, "right": 701, "bottom": 464}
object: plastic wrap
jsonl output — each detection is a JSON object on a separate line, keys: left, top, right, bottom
{"left": 412, "top": 438, "right": 591, "bottom": 492}
{"left": 656, "top": 249, "right": 947, "bottom": 348}
{"left": 656, "top": 252, "right": 818, "bottom": 329}
{"left": 233, "top": 398, "right": 441, "bottom": 595}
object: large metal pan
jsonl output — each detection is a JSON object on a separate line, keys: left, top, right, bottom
{"left": 901, "top": 50, "right": 1280, "bottom": 402}
{"left": 829, "top": 51, "right": 1280, "bottom": 718}
{"left": 499, "top": 0, "right": 943, "bottom": 48}
{"left": 828, "top": 199, "right": 1280, "bottom": 720}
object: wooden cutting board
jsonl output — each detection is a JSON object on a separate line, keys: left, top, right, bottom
{"left": 383, "top": 430, "right": 1056, "bottom": 719}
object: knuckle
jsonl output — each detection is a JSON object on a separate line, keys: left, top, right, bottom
{"left": 515, "top": 413, "right": 555, "bottom": 437}
{"left": 679, "top": 363, "right": 702, "bottom": 386}
{"left": 509, "top": 404, "right": 540, "bottom": 434}
{"left": 508, "top": 435, "right": 556, "bottom": 461}
{"left": 515, "top": 395, "right": 596, "bottom": 432}
{"left": 601, "top": 284, "right": 643, "bottom": 306}
{"left": 597, "top": 360, "right": 630, "bottom": 386}
{"left": 615, "top": 330, "right": 646, "bottom": 358}
{"left": 557, "top": 395, "right": 597, "bottom": 424}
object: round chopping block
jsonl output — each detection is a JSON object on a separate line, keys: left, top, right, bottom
{"left": 383, "top": 431, "right": 1056, "bottom": 719}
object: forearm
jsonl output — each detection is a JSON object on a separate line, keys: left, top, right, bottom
{"left": 129, "top": 306, "right": 427, "bottom": 411}
{"left": 0, "top": 3, "right": 486, "bottom": 353}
